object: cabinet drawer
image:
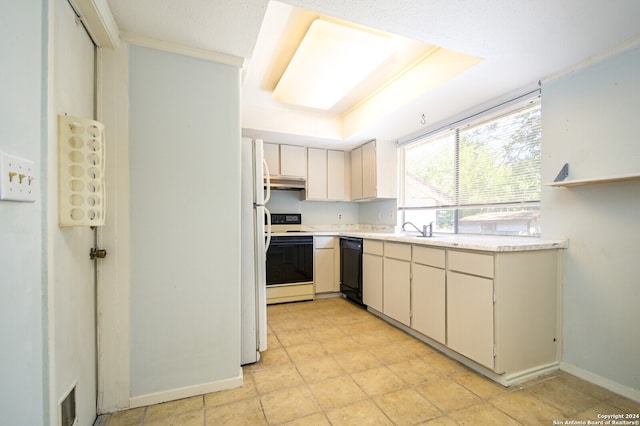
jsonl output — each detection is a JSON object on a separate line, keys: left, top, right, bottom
{"left": 413, "top": 246, "right": 445, "bottom": 268}
{"left": 363, "top": 240, "right": 383, "bottom": 256}
{"left": 448, "top": 250, "right": 494, "bottom": 278}
{"left": 315, "top": 236, "right": 335, "bottom": 249}
{"left": 384, "top": 242, "right": 411, "bottom": 261}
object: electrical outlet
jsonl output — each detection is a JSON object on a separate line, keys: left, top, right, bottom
{"left": 338, "top": 213, "right": 342, "bottom": 220}
{"left": 0, "top": 153, "right": 37, "bottom": 202}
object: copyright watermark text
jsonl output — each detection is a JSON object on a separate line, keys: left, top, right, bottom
{"left": 553, "top": 413, "right": 640, "bottom": 425}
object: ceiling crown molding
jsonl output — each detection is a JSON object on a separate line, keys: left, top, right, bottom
{"left": 121, "top": 32, "right": 245, "bottom": 68}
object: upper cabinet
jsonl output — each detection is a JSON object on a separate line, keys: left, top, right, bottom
{"left": 351, "top": 145, "right": 363, "bottom": 200}
{"left": 264, "top": 143, "right": 307, "bottom": 177}
{"left": 327, "top": 150, "right": 347, "bottom": 200}
{"left": 280, "top": 144, "right": 307, "bottom": 177}
{"left": 264, "top": 139, "right": 397, "bottom": 202}
{"left": 263, "top": 143, "right": 280, "bottom": 176}
{"left": 306, "top": 148, "right": 350, "bottom": 201}
{"left": 350, "top": 140, "right": 397, "bottom": 201}
{"left": 306, "top": 148, "right": 327, "bottom": 199}
{"left": 306, "top": 148, "right": 348, "bottom": 201}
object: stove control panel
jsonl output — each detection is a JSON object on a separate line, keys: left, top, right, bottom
{"left": 270, "top": 213, "right": 302, "bottom": 225}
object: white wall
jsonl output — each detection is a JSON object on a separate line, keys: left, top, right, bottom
{"left": 266, "top": 190, "right": 359, "bottom": 225}
{"left": 265, "top": 190, "right": 397, "bottom": 226}
{"left": 0, "top": 1, "right": 46, "bottom": 424}
{"left": 359, "top": 198, "right": 397, "bottom": 226}
{"left": 128, "top": 46, "right": 242, "bottom": 398}
{"left": 541, "top": 46, "right": 640, "bottom": 397}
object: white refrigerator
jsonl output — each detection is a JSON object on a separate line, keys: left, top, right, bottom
{"left": 240, "top": 138, "right": 270, "bottom": 364}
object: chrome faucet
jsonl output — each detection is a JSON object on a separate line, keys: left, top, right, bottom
{"left": 402, "top": 221, "right": 433, "bottom": 237}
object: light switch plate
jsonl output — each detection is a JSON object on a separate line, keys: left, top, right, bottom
{"left": 0, "top": 152, "right": 37, "bottom": 202}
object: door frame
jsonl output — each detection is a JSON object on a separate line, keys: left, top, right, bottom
{"left": 94, "top": 42, "right": 131, "bottom": 414}
{"left": 46, "top": 0, "right": 125, "bottom": 419}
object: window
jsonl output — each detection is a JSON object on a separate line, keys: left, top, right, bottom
{"left": 399, "top": 101, "right": 541, "bottom": 236}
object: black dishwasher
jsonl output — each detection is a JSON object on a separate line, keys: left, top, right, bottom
{"left": 340, "top": 237, "right": 363, "bottom": 305}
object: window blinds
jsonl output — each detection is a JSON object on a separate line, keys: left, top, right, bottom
{"left": 399, "top": 102, "right": 541, "bottom": 210}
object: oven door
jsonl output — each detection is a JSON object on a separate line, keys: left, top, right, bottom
{"left": 266, "top": 236, "right": 314, "bottom": 286}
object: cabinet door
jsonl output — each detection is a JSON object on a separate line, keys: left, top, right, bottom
{"left": 383, "top": 257, "right": 411, "bottom": 326}
{"left": 315, "top": 248, "right": 335, "bottom": 293}
{"left": 411, "top": 264, "right": 446, "bottom": 344}
{"left": 307, "top": 148, "right": 327, "bottom": 200}
{"left": 263, "top": 143, "right": 279, "bottom": 175}
{"left": 280, "top": 144, "right": 307, "bottom": 177}
{"left": 363, "top": 253, "right": 382, "bottom": 312}
{"left": 362, "top": 140, "right": 377, "bottom": 199}
{"left": 327, "top": 150, "right": 345, "bottom": 200}
{"left": 447, "top": 271, "right": 494, "bottom": 369}
{"left": 350, "top": 146, "right": 362, "bottom": 200}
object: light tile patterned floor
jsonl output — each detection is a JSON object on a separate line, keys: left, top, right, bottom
{"left": 98, "top": 297, "right": 640, "bottom": 425}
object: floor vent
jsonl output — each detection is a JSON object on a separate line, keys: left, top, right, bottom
{"left": 60, "top": 385, "right": 76, "bottom": 426}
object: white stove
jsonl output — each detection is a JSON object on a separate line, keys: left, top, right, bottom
{"left": 266, "top": 214, "right": 315, "bottom": 304}
{"left": 270, "top": 213, "right": 302, "bottom": 233}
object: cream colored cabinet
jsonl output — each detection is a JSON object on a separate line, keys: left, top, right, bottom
{"left": 307, "top": 149, "right": 348, "bottom": 201}
{"left": 362, "top": 140, "right": 377, "bottom": 199}
{"left": 264, "top": 143, "right": 307, "bottom": 177}
{"left": 314, "top": 236, "right": 337, "bottom": 293}
{"left": 350, "top": 146, "right": 363, "bottom": 200}
{"left": 491, "top": 250, "right": 561, "bottom": 374}
{"left": 445, "top": 249, "right": 561, "bottom": 374}
{"left": 447, "top": 270, "right": 495, "bottom": 369}
{"left": 362, "top": 240, "right": 383, "bottom": 312}
{"left": 327, "top": 150, "right": 346, "bottom": 200}
{"left": 307, "top": 148, "right": 327, "bottom": 200}
{"left": 361, "top": 238, "right": 562, "bottom": 382}
{"left": 280, "top": 144, "right": 307, "bottom": 177}
{"left": 447, "top": 250, "right": 495, "bottom": 369}
{"left": 263, "top": 143, "right": 279, "bottom": 176}
{"left": 350, "top": 140, "right": 397, "bottom": 200}
{"left": 411, "top": 246, "right": 446, "bottom": 344}
{"left": 383, "top": 242, "right": 411, "bottom": 326}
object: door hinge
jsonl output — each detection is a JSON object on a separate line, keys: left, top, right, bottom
{"left": 493, "top": 292, "right": 497, "bottom": 303}
{"left": 493, "top": 345, "right": 497, "bottom": 357}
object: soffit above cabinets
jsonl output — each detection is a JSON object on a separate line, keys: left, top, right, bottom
{"left": 242, "top": 1, "right": 481, "bottom": 145}
{"left": 106, "top": 0, "right": 640, "bottom": 149}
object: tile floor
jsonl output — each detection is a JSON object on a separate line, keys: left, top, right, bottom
{"left": 98, "top": 297, "right": 639, "bottom": 425}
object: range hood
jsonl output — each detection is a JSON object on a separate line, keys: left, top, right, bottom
{"left": 266, "top": 175, "right": 306, "bottom": 190}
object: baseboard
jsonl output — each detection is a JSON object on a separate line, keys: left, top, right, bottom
{"left": 560, "top": 362, "right": 640, "bottom": 403}
{"left": 314, "top": 292, "right": 341, "bottom": 300}
{"left": 128, "top": 368, "right": 244, "bottom": 409}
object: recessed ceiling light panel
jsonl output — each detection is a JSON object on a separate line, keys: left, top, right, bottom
{"left": 272, "top": 19, "right": 396, "bottom": 110}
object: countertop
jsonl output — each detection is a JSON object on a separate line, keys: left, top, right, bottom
{"left": 338, "top": 232, "right": 568, "bottom": 252}
{"left": 271, "top": 229, "right": 568, "bottom": 252}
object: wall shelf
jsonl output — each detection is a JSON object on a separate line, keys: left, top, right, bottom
{"left": 545, "top": 173, "right": 640, "bottom": 187}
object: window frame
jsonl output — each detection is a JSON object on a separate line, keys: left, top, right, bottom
{"left": 398, "top": 96, "right": 542, "bottom": 237}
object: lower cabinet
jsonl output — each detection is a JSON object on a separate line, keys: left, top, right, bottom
{"left": 383, "top": 243, "right": 411, "bottom": 326}
{"left": 446, "top": 249, "right": 495, "bottom": 369}
{"left": 447, "top": 271, "right": 495, "bottom": 369}
{"left": 363, "top": 240, "right": 383, "bottom": 311}
{"left": 314, "top": 236, "right": 337, "bottom": 293}
{"left": 359, "top": 238, "right": 561, "bottom": 382}
{"left": 411, "top": 263, "right": 446, "bottom": 344}
{"left": 411, "top": 246, "right": 446, "bottom": 344}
